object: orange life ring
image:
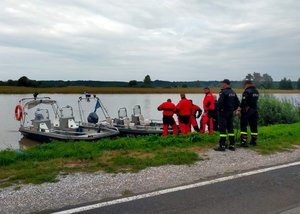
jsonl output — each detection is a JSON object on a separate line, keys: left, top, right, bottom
{"left": 15, "top": 105, "right": 23, "bottom": 121}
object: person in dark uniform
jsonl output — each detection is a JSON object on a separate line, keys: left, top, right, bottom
{"left": 238, "top": 80, "right": 259, "bottom": 146}
{"left": 215, "top": 79, "right": 240, "bottom": 151}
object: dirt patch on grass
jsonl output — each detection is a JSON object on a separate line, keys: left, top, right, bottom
{"left": 64, "top": 160, "right": 89, "bottom": 168}
{"left": 99, "top": 150, "right": 155, "bottom": 162}
{"left": 161, "top": 146, "right": 210, "bottom": 154}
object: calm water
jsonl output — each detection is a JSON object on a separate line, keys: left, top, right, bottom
{"left": 0, "top": 93, "right": 299, "bottom": 150}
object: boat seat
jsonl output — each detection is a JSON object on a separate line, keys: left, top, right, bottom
{"left": 39, "top": 122, "right": 50, "bottom": 133}
{"left": 68, "top": 118, "right": 79, "bottom": 129}
{"left": 53, "top": 118, "right": 60, "bottom": 128}
{"left": 131, "top": 115, "right": 140, "bottom": 125}
{"left": 123, "top": 117, "right": 130, "bottom": 127}
{"left": 59, "top": 117, "right": 78, "bottom": 129}
{"left": 106, "top": 117, "right": 113, "bottom": 126}
{"left": 139, "top": 115, "right": 145, "bottom": 125}
{"left": 143, "top": 119, "right": 151, "bottom": 126}
{"left": 32, "top": 119, "right": 51, "bottom": 131}
{"left": 132, "top": 115, "right": 145, "bottom": 125}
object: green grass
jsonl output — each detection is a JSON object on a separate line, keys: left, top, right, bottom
{"left": 1, "top": 122, "right": 300, "bottom": 188}
{"left": 0, "top": 134, "right": 214, "bottom": 188}
{"left": 252, "top": 123, "right": 300, "bottom": 154}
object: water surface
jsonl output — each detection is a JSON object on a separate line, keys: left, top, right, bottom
{"left": 0, "top": 93, "right": 299, "bottom": 150}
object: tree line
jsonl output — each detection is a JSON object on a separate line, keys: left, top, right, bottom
{"left": 130, "top": 73, "right": 299, "bottom": 90}
{"left": 243, "top": 72, "right": 297, "bottom": 90}
{"left": 0, "top": 74, "right": 299, "bottom": 90}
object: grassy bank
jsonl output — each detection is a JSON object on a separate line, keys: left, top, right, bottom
{"left": 0, "top": 134, "right": 215, "bottom": 188}
{"left": 0, "top": 86, "right": 300, "bottom": 94}
{"left": 1, "top": 122, "right": 300, "bottom": 188}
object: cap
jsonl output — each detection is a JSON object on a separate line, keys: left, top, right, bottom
{"left": 222, "top": 79, "right": 231, "bottom": 85}
{"left": 244, "top": 80, "right": 253, "bottom": 85}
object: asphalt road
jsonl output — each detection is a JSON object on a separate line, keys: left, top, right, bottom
{"left": 70, "top": 164, "right": 300, "bottom": 214}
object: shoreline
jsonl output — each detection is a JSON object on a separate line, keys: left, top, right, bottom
{"left": 0, "top": 86, "right": 300, "bottom": 94}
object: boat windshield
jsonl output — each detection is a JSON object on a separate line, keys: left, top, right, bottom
{"left": 60, "top": 106, "right": 74, "bottom": 118}
{"left": 19, "top": 97, "right": 59, "bottom": 126}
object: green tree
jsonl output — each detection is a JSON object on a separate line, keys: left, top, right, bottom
{"left": 262, "top": 73, "right": 273, "bottom": 89}
{"left": 297, "top": 78, "right": 300, "bottom": 90}
{"left": 253, "top": 72, "right": 263, "bottom": 87}
{"left": 17, "top": 76, "right": 39, "bottom": 87}
{"left": 245, "top": 73, "right": 254, "bottom": 81}
{"left": 128, "top": 80, "right": 138, "bottom": 87}
{"left": 182, "top": 84, "right": 188, "bottom": 88}
{"left": 17, "top": 76, "right": 31, "bottom": 86}
{"left": 244, "top": 72, "right": 273, "bottom": 89}
{"left": 279, "top": 77, "right": 293, "bottom": 90}
{"left": 7, "top": 79, "right": 16, "bottom": 86}
{"left": 143, "top": 75, "right": 152, "bottom": 86}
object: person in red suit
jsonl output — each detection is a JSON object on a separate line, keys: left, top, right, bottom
{"left": 190, "top": 100, "right": 202, "bottom": 132}
{"left": 200, "top": 87, "right": 215, "bottom": 135}
{"left": 176, "top": 94, "right": 192, "bottom": 135}
{"left": 157, "top": 99, "right": 178, "bottom": 136}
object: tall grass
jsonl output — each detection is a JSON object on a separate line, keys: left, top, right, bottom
{"left": 258, "top": 94, "right": 300, "bottom": 125}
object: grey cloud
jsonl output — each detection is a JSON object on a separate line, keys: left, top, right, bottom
{"left": 0, "top": 0, "right": 299, "bottom": 81}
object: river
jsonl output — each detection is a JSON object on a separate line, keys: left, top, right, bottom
{"left": 0, "top": 93, "right": 299, "bottom": 150}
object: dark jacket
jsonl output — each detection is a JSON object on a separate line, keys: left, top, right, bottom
{"left": 218, "top": 87, "right": 240, "bottom": 112}
{"left": 240, "top": 86, "right": 259, "bottom": 110}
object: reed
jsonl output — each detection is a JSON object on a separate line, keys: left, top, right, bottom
{"left": 258, "top": 94, "right": 300, "bottom": 125}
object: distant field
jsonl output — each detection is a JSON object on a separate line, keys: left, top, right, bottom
{"left": 0, "top": 86, "right": 299, "bottom": 94}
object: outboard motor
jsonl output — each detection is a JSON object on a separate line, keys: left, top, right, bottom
{"left": 87, "top": 112, "right": 99, "bottom": 124}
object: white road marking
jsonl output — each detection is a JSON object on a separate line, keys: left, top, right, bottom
{"left": 52, "top": 161, "right": 300, "bottom": 214}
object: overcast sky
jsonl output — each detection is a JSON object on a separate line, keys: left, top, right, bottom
{"left": 0, "top": 0, "right": 299, "bottom": 81}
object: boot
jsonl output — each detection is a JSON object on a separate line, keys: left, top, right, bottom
{"left": 214, "top": 137, "right": 226, "bottom": 152}
{"left": 229, "top": 136, "right": 235, "bottom": 151}
{"left": 193, "top": 126, "right": 200, "bottom": 132}
{"left": 240, "top": 134, "right": 248, "bottom": 147}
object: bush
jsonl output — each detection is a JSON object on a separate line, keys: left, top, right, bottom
{"left": 258, "top": 94, "right": 300, "bottom": 125}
